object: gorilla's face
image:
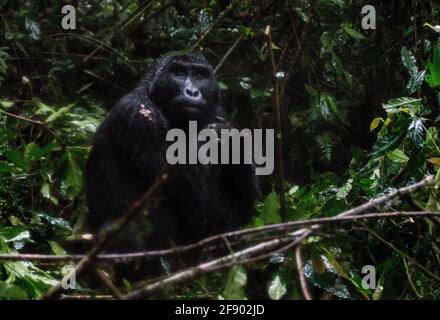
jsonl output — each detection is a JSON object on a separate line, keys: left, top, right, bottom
{"left": 150, "top": 56, "right": 220, "bottom": 128}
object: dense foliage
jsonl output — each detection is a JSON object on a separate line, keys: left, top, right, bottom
{"left": 0, "top": 0, "right": 439, "bottom": 299}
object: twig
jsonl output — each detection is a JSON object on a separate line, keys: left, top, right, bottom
{"left": 94, "top": 267, "right": 123, "bottom": 299}
{"left": 214, "top": 34, "right": 245, "bottom": 74}
{"left": 337, "top": 175, "right": 434, "bottom": 217}
{"left": 360, "top": 223, "right": 440, "bottom": 282}
{"left": 295, "top": 243, "right": 312, "bottom": 300}
{"left": 0, "top": 109, "right": 43, "bottom": 125}
{"left": 123, "top": 230, "right": 312, "bottom": 299}
{"left": 40, "top": 173, "right": 168, "bottom": 300}
{"left": 192, "top": 4, "right": 233, "bottom": 49}
{"left": 265, "top": 25, "right": 286, "bottom": 221}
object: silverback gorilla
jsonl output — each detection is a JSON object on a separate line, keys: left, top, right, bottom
{"left": 86, "top": 54, "right": 259, "bottom": 259}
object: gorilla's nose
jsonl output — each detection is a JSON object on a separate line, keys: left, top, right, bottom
{"left": 184, "top": 86, "right": 201, "bottom": 99}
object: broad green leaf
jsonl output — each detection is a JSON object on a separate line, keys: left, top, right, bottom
{"left": 48, "top": 241, "right": 66, "bottom": 256}
{"left": 407, "top": 70, "right": 426, "bottom": 94}
{"left": 387, "top": 149, "right": 409, "bottom": 163}
{"left": 268, "top": 274, "right": 287, "bottom": 300}
{"left": 44, "top": 104, "right": 73, "bottom": 123}
{"left": 0, "top": 100, "right": 13, "bottom": 109}
{"left": 382, "top": 97, "right": 421, "bottom": 114}
{"left": 25, "top": 17, "right": 41, "bottom": 40}
{"left": 401, "top": 47, "right": 418, "bottom": 76}
{"left": 222, "top": 266, "right": 247, "bottom": 300}
{"left": 4, "top": 149, "right": 27, "bottom": 168}
{"left": 371, "top": 117, "right": 409, "bottom": 157}
{"left": 336, "top": 179, "right": 353, "bottom": 200}
{"left": 408, "top": 118, "right": 424, "bottom": 149}
{"left": 259, "top": 190, "right": 281, "bottom": 224}
{"left": 341, "top": 22, "right": 366, "bottom": 40}
{"left": 317, "top": 133, "right": 334, "bottom": 162}
{"left": 0, "top": 161, "right": 12, "bottom": 173}
{"left": 0, "top": 281, "right": 28, "bottom": 300}
{"left": 62, "top": 150, "right": 83, "bottom": 199}
{"left": 311, "top": 250, "right": 326, "bottom": 274}
{"left": 425, "top": 45, "right": 440, "bottom": 87}
{"left": 370, "top": 117, "right": 383, "bottom": 132}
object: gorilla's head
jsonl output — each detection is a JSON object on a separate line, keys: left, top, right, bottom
{"left": 146, "top": 54, "right": 220, "bottom": 128}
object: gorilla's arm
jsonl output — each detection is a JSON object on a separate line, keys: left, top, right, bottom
{"left": 86, "top": 88, "right": 168, "bottom": 231}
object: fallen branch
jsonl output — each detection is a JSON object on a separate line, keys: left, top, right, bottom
{"left": 1, "top": 211, "right": 438, "bottom": 262}
{"left": 123, "top": 229, "right": 314, "bottom": 299}
{"left": 1, "top": 211, "right": 437, "bottom": 263}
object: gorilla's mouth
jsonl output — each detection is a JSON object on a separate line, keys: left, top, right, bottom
{"left": 172, "top": 97, "right": 207, "bottom": 116}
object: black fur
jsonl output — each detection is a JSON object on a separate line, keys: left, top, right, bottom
{"left": 86, "top": 54, "right": 258, "bottom": 256}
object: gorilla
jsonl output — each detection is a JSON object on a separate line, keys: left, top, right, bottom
{"left": 86, "top": 54, "right": 259, "bottom": 259}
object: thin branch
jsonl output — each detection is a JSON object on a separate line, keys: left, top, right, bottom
{"left": 94, "top": 267, "right": 123, "bottom": 299}
{"left": 295, "top": 243, "right": 312, "bottom": 300}
{"left": 265, "top": 25, "right": 286, "bottom": 221}
{"left": 360, "top": 223, "right": 440, "bottom": 282}
{"left": 192, "top": 4, "right": 233, "bottom": 49}
{"left": 0, "top": 109, "right": 43, "bottom": 125}
{"left": 337, "top": 175, "right": 434, "bottom": 217}
{"left": 214, "top": 34, "right": 245, "bottom": 74}
{"left": 123, "top": 229, "right": 313, "bottom": 299}
{"left": 1, "top": 211, "right": 438, "bottom": 262}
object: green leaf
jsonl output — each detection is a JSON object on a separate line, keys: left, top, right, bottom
{"left": 222, "top": 266, "right": 247, "bottom": 300}
{"left": 48, "top": 241, "right": 66, "bottom": 256}
{"left": 336, "top": 179, "right": 353, "bottom": 200}
{"left": 382, "top": 97, "right": 421, "bottom": 114}
{"left": 0, "top": 281, "right": 28, "bottom": 300}
{"left": 371, "top": 117, "right": 409, "bottom": 157}
{"left": 401, "top": 47, "right": 418, "bottom": 76}
{"left": 268, "top": 274, "right": 287, "bottom": 300}
{"left": 259, "top": 190, "right": 281, "bottom": 224}
{"left": 341, "top": 22, "right": 366, "bottom": 40}
{"left": 425, "top": 45, "right": 440, "bottom": 87}
{"left": 4, "top": 149, "right": 27, "bottom": 168}
{"left": 401, "top": 47, "right": 425, "bottom": 93}
{"left": 408, "top": 118, "right": 425, "bottom": 149}
{"left": 44, "top": 104, "right": 73, "bottom": 123}
{"left": 0, "top": 100, "right": 14, "bottom": 109}
{"left": 317, "top": 133, "right": 334, "bottom": 162}
{"left": 62, "top": 150, "right": 84, "bottom": 199}
{"left": 370, "top": 117, "right": 383, "bottom": 132}
{"left": 311, "top": 250, "right": 326, "bottom": 274}
{"left": 40, "top": 183, "right": 58, "bottom": 205}
{"left": 387, "top": 149, "right": 409, "bottom": 163}
{"left": 25, "top": 17, "right": 41, "bottom": 40}
{"left": 407, "top": 70, "right": 426, "bottom": 94}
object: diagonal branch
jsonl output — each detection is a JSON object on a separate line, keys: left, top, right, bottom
{"left": 40, "top": 173, "right": 168, "bottom": 300}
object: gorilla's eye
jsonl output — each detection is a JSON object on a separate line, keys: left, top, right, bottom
{"left": 170, "top": 65, "right": 187, "bottom": 77}
{"left": 192, "top": 67, "right": 211, "bottom": 79}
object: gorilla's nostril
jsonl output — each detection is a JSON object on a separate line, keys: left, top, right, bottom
{"left": 185, "top": 87, "right": 200, "bottom": 98}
